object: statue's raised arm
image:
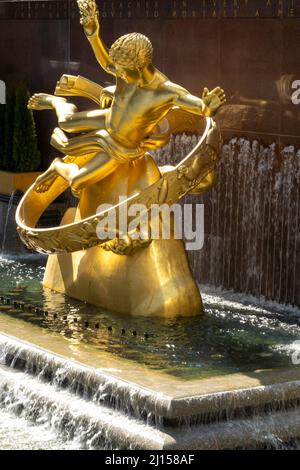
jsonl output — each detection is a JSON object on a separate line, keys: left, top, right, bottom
{"left": 77, "top": 0, "right": 115, "bottom": 76}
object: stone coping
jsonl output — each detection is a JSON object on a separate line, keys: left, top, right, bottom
{"left": 0, "top": 313, "right": 300, "bottom": 420}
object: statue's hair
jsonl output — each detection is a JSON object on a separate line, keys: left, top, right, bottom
{"left": 109, "top": 33, "right": 153, "bottom": 70}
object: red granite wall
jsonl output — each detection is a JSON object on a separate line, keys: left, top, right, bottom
{"left": 1, "top": 1, "right": 300, "bottom": 164}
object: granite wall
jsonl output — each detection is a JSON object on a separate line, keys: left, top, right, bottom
{"left": 1, "top": 0, "right": 300, "bottom": 163}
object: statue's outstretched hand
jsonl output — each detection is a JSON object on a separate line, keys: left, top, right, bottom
{"left": 202, "top": 87, "right": 226, "bottom": 117}
{"left": 77, "top": 0, "right": 99, "bottom": 35}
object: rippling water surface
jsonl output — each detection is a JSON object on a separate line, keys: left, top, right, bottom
{"left": 0, "top": 255, "right": 300, "bottom": 380}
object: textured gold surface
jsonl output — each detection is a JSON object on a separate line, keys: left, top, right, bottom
{"left": 16, "top": 117, "right": 221, "bottom": 255}
{"left": 16, "top": 0, "right": 224, "bottom": 316}
{"left": 42, "top": 150, "right": 204, "bottom": 316}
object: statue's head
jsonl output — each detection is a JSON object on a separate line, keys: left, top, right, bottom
{"left": 109, "top": 33, "right": 153, "bottom": 83}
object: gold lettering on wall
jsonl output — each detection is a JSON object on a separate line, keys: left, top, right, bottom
{"left": 3, "top": 0, "right": 300, "bottom": 20}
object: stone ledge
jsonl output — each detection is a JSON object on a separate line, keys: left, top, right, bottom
{"left": 0, "top": 315, "right": 300, "bottom": 423}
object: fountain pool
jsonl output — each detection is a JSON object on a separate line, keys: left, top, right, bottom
{"left": 0, "top": 254, "right": 300, "bottom": 450}
{"left": 0, "top": 255, "right": 299, "bottom": 380}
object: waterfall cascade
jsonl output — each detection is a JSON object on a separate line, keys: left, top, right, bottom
{"left": 1, "top": 191, "right": 16, "bottom": 254}
{"left": 153, "top": 136, "right": 300, "bottom": 308}
{"left": 0, "top": 136, "right": 299, "bottom": 448}
{"left": 0, "top": 333, "right": 300, "bottom": 449}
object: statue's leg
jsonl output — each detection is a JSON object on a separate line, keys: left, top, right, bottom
{"left": 34, "top": 158, "right": 79, "bottom": 193}
{"left": 70, "top": 152, "right": 120, "bottom": 196}
{"left": 51, "top": 127, "right": 102, "bottom": 156}
{"left": 28, "top": 93, "right": 78, "bottom": 121}
{"left": 58, "top": 108, "right": 106, "bottom": 133}
{"left": 28, "top": 93, "right": 107, "bottom": 133}
{"left": 36, "top": 126, "right": 112, "bottom": 193}
{"left": 35, "top": 152, "right": 119, "bottom": 196}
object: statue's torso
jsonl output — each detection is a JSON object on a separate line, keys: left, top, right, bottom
{"left": 106, "top": 73, "right": 174, "bottom": 147}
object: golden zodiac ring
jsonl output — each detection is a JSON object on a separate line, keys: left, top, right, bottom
{"left": 16, "top": 115, "right": 222, "bottom": 255}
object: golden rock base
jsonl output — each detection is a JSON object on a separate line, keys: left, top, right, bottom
{"left": 43, "top": 154, "right": 202, "bottom": 317}
{"left": 43, "top": 238, "right": 202, "bottom": 317}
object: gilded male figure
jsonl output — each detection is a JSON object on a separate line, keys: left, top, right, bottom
{"left": 28, "top": 0, "right": 226, "bottom": 196}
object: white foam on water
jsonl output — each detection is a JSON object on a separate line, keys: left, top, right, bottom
{"left": 0, "top": 362, "right": 163, "bottom": 450}
{"left": 201, "top": 284, "right": 300, "bottom": 317}
{"left": 0, "top": 407, "right": 76, "bottom": 450}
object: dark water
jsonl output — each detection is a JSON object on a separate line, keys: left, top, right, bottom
{"left": 0, "top": 255, "right": 300, "bottom": 380}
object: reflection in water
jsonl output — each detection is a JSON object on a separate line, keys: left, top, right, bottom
{"left": 0, "top": 256, "right": 299, "bottom": 380}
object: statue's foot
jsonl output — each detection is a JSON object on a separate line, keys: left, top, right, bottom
{"left": 28, "top": 93, "right": 66, "bottom": 111}
{"left": 35, "top": 175, "right": 58, "bottom": 193}
{"left": 34, "top": 158, "right": 61, "bottom": 193}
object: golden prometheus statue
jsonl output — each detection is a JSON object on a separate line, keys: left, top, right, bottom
{"left": 16, "top": 0, "right": 226, "bottom": 317}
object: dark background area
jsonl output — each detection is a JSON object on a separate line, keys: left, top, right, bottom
{"left": 0, "top": 0, "right": 300, "bottom": 164}
{"left": 1, "top": 0, "right": 300, "bottom": 308}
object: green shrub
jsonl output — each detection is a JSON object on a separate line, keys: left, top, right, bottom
{"left": 0, "top": 104, "right": 5, "bottom": 169}
{"left": 13, "top": 83, "right": 41, "bottom": 172}
{"left": 0, "top": 84, "right": 41, "bottom": 172}
{"left": 3, "top": 87, "right": 16, "bottom": 171}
